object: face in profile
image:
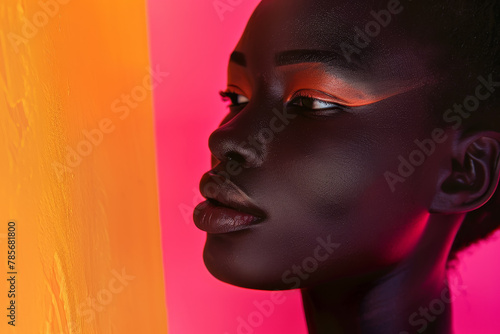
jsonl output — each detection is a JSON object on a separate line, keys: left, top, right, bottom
{"left": 193, "top": 0, "right": 499, "bottom": 297}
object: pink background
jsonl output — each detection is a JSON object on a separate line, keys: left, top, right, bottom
{"left": 147, "top": 1, "right": 500, "bottom": 333}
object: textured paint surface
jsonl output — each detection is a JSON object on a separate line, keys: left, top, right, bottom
{"left": 0, "top": 1, "right": 167, "bottom": 333}
{"left": 149, "top": 0, "right": 500, "bottom": 333}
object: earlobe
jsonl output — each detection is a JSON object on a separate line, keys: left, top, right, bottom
{"left": 430, "top": 134, "right": 500, "bottom": 214}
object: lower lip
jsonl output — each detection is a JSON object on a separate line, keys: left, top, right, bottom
{"left": 193, "top": 200, "right": 261, "bottom": 234}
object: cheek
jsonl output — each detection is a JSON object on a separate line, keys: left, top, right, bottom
{"left": 275, "top": 128, "right": 383, "bottom": 222}
{"left": 266, "top": 126, "right": 432, "bottom": 267}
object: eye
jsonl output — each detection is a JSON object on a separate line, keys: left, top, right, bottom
{"left": 219, "top": 90, "right": 249, "bottom": 108}
{"left": 288, "top": 91, "right": 345, "bottom": 111}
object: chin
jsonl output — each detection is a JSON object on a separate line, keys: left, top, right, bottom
{"left": 202, "top": 236, "right": 295, "bottom": 291}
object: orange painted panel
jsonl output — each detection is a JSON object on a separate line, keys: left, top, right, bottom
{"left": 0, "top": 0, "right": 168, "bottom": 333}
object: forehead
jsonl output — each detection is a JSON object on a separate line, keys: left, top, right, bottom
{"left": 233, "top": 0, "right": 443, "bottom": 81}
{"left": 238, "top": 0, "right": 373, "bottom": 49}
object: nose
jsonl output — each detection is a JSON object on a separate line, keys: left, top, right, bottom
{"left": 208, "top": 110, "right": 267, "bottom": 169}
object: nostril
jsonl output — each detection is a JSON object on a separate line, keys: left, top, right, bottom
{"left": 208, "top": 124, "right": 264, "bottom": 168}
{"left": 225, "top": 152, "right": 246, "bottom": 165}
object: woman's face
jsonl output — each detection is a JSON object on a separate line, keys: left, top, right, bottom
{"left": 194, "top": 0, "right": 454, "bottom": 290}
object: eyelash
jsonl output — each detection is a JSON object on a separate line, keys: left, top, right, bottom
{"left": 219, "top": 90, "right": 248, "bottom": 108}
{"left": 218, "top": 90, "right": 345, "bottom": 112}
{"left": 288, "top": 92, "right": 345, "bottom": 111}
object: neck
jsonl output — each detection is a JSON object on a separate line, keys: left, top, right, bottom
{"left": 301, "top": 214, "right": 463, "bottom": 334}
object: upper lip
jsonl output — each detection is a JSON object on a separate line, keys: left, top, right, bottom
{"left": 199, "top": 171, "right": 265, "bottom": 218}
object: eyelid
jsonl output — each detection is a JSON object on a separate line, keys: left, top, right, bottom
{"left": 221, "top": 84, "right": 249, "bottom": 97}
{"left": 219, "top": 90, "right": 248, "bottom": 99}
{"left": 288, "top": 89, "right": 348, "bottom": 106}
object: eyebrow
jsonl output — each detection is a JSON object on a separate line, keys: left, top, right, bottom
{"left": 230, "top": 49, "right": 361, "bottom": 70}
{"left": 230, "top": 51, "right": 247, "bottom": 66}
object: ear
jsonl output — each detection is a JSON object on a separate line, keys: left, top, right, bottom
{"left": 430, "top": 133, "right": 500, "bottom": 213}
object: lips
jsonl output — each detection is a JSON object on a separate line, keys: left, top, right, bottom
{"left": 193, "top": 172, "right": 265, "bottom": 234}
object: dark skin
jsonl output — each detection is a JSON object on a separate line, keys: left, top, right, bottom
{"left": 193, "top": 0, "right": 500, "bottom": 333}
